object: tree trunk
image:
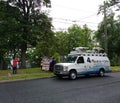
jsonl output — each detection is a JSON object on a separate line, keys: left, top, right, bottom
{"left": 118, "top": 53, "right": 120, "bottom": 66}
{"left": 21, "top": 43, "right": 27, "bottom": 68}
{"left": 0, "top": 53, "right": 3, "bottom": 70}
{"left": 0, "top": 59, "right": 3, "bottom": 70}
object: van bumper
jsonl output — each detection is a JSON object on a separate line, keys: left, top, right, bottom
{"left": 54, "top": 71, "right": 69, "bottom": 76}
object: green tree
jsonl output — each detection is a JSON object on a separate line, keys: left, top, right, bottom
{"left": 96, "top": 12, "right": 120, "bottom": 65}
{"left": 82, "top": 24, "right": 93, "bottom": 47}
{"left": 55, "top": 31, "right": 68, "bottom": 56}
{"left": 54, "top": 24, "right": 93, "bottom": 58}
{"left": 0, "top": 0, "right": 52, "bottom": 68}
{"left": 0, "top": 1, "right": 21, "bottom": 69}
{"left": 67, "top": 24, "right": 92, "bottom": 50}
{"left": 97, "top": 0, "right": 120, "bottom": 65}
{"left": 112, "top": 17, "right": 120, "bottom": 65}
{"left": 67, "top": 24, "right": 84, "bottom": 50}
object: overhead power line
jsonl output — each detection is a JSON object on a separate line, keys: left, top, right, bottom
{"left": 50, "top": 3, "right": 103, "bottom": 31}
{"left": 51, "top": 4, "right": 96, "bottom": 13}
{"left": 52, "top": 17, "right": 99, "bottom": 25}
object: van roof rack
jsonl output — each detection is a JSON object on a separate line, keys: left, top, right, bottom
{"left": 69, "top": 47, "right": 107, "bottom": 56}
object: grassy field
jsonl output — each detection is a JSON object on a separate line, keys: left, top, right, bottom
{"left": 111, "top": 66, "right": 120, "bottom": 72}
{"left": 0, "top": 68, "right": 54, "bottom": 82}
{"left": 0, "top": 66, "right": 120, "bottom": 82}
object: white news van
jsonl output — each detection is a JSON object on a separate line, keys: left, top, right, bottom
{"left": 54, "top": 47, "right": 111, "bottom": 80}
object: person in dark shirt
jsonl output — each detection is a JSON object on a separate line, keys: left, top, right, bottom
{"left": 49, "top": 57, "right": 56, "bottom": 72}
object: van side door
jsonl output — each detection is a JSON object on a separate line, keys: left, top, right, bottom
{"left": 76, "top": 56, "right": 86, "bottom": 73}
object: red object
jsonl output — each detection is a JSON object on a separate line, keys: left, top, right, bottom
{"left": 13, "top": 58, "right": 19, "bottom": 67}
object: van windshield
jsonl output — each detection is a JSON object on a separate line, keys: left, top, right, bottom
{"left": 64, "top": 56, "right": 77, "bottom": 63}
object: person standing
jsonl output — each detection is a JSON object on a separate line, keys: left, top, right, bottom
{"left": 13, "top": 58, "right": 20, "bottom": 74}
{"left": 49, "top": 57, "right": 56, "bottom": 72}
{"left": 40, "top": 58, "right": 43, "bottom": 69}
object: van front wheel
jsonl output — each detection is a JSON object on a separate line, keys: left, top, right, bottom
{"left": 69, "top": 70, "right": 77, "bottom": 80}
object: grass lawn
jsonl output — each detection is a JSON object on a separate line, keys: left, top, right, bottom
{"left": 111, "top": 66, "right": 120, "bottom": 72}
{"left": 0, "top": 66, "right": 120, "bottom": 82}
{"left": 0, "top": 68, "right": 54, "bottom": 82}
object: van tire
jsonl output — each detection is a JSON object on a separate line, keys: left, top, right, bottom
{"left": 69, "top": 70, "right": 77, "bottom": 80}
{"left": 99, "top": 69, "right": 105, "bottom": 77}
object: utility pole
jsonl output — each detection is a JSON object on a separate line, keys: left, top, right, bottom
{"left": 104, "top": 1, "right": 108, "bottom": 54}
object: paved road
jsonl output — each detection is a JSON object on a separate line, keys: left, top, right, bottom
{"left": 0, "top": 72, "right": 120, "bottom": 103}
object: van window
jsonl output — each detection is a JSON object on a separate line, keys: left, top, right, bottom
{"left": 64, "top": 55, "right": 77, "bottom": 63}
{"left": 77, "top": 57, "right": 84, "bottom": 63}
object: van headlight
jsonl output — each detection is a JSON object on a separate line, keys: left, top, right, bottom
{"left": 63, "top": 66, "right": 68, "bottom": 71}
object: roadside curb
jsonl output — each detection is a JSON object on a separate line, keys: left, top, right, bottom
{"left": 0, "top": 76, "right": 55, "bottom": 84}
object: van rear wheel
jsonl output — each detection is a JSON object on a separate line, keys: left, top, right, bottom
{"left": 99, "top": 69, "right": 105, "bottom": 77}
{"left": 69, "top": 71, "right": 77, "bottom": 80}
